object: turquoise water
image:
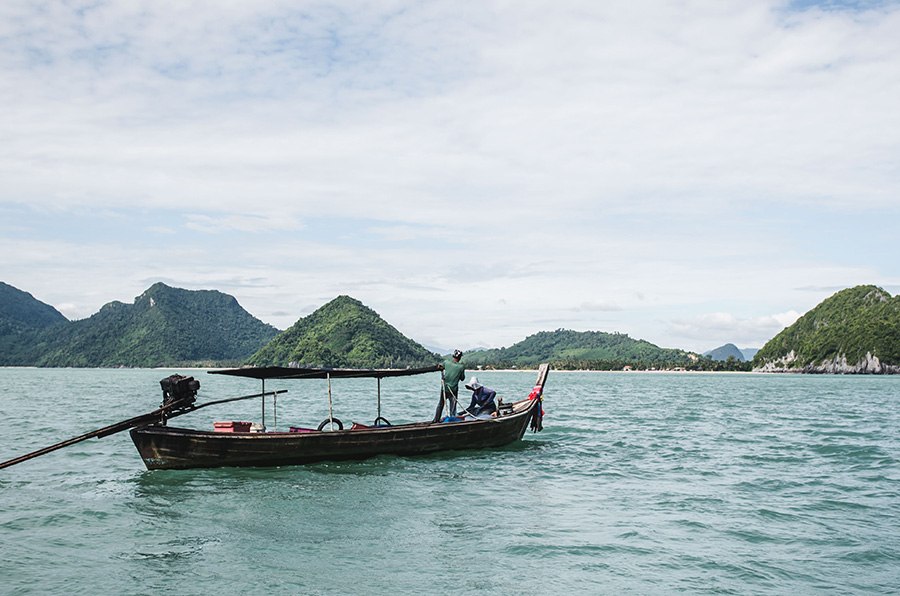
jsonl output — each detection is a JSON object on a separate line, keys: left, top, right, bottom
{"left": 1, "top": 369, "right": 898, "bottom": 594}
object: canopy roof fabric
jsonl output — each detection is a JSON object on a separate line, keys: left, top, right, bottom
{"left": 209, "top": 365, "right": 442, "bottom": 380}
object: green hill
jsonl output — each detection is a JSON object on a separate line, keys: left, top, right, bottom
{"left": 704, "top": 343, "right": 745, "bottom": 362}
{"left": 462, "top": 329, "right": 697, "bottom": 370}
{"left": 248, "top": 295, "right": 439, "bottom": 368}
{"left": 752, "top": 285, "right": 900, "bottom": 373}
{"left": 31, "top": 283, "right": 279, "bottom": 367}
{"left": 0, "top": 282, "right": 68, "bottom": 365}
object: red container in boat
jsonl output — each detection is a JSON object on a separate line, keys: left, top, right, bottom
{"left": 213, "top": 421, "right": 252, "bottom": 433}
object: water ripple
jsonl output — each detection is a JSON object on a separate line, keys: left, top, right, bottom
{"left": 1, "top": 370, "right": 899, "bottom": 594}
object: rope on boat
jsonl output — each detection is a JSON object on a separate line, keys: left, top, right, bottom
{"left": 528, "top": 387, "right": 544, "bottom": 433}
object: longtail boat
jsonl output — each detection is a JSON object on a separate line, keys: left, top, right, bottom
{"left": 128, "top": 363, "right": 549, "bottom": 470}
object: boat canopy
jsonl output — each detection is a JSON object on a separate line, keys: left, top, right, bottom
{"left": 209, "top": 365, "right": 442, "bottom": 381}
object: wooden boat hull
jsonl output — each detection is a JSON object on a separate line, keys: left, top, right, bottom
{"left": 130, "top": 399, "right": 539, "bottom": 470}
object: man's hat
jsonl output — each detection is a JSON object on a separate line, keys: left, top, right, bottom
{"left": 452, "top": 349, "right": 463, "bottom": 359}
{"left": 465, "top": 376, "right": 483, "bottom": 391}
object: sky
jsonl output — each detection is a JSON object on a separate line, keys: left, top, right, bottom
{"left": 1, "top": 0, "right": 899, "bottom": 354}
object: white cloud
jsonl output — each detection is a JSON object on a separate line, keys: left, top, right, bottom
{"left": 1, "top": 1, "right": 899, "bottom": 352}
{"left": 185, "top": 213, "right": 304, "bottom": 234}
{"left": 574, "top": 301, "right": 624, "bottom": 312}
{"left": 668, "top": 310, "right": 803, "bottom": 350}
{"left": 4, "top": 1, "right": 899, "bottom": 218}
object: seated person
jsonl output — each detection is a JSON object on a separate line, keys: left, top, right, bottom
{"left": 461, "top": 377, "right": 498, "bottom": 417}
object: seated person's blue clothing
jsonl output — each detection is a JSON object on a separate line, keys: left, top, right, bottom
{"left": 463, "top": 386, "right": 497, "bottom": 416}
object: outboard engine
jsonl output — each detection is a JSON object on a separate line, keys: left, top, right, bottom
{"left": 159, "top": 374, "right": 200, "bottom": 408}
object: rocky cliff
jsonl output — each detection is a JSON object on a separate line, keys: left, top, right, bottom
{"left": 752, "top": 285, "right": 900, "bottom": 374}
{"left": 754, "top": 349, "right": 900, "bottom": 374}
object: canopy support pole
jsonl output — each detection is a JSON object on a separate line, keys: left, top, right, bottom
{"left": 377, "top": 378, "right": 382, "bottom": 420}
{"left": 327, "top": 373, "right": 335, "bottom": 431}
{"left": 261, "top": 379, "right": 266, "bottom": 430}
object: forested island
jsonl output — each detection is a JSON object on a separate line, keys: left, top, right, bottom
{"left": 752, "top": 285, "right": 900, "bottom": 373}
{"left": 0, "top": 282, "right": 277, "bottom": 367}
{"left": 1, "top": 281, "right": 897, "bottom": 373}
{"left": 248, "top": 295, "right": 439, "bottom": 369}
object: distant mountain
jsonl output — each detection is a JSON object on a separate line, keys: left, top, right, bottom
{"left": 421, "top": 343, "right": 450, "bottom": 356}
{"left": 248, "top": 295, "right": 440, "bottom": 368}
{"left": 0, "top": 282, "right": 67, "bottom": 330}
{"left": 463, "top": 329, "right": 696, "bottom": 369}
{"left": 704, "top": 343, "right": 745, "bottom": 362}
{"left": 741, "top": 348, "right": 759, "bottom": 361}
{"left": 753, "top": 285, "right": 900, "bottom": 373}
{"left": 0, "top": 282, "right": 68, "bottom": 365}
{"left": 30, "top": 283, "right": 279, "bottom": 367}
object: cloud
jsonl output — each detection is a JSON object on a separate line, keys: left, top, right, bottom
{"left": 573, "top": 301, "right": 623, "bottom": 312}
{"left": 185, "top": 213, "right": 304, "bottom": 234}
{"left": 367, "top": 224, "right": 460, "bottom": 243}
{"left": 146, "top": 226, "right": 176, "bottom": 235}
{"left": 138, "top": 276, "right": 276, "bottom": 291}
{"left": 4, "top": 1, "right": 899, "bottom": 220}
{"left": 668, "top": 310, "right": 803, "bottom": 349}
{"left": 1, "top": 1, "right": 898, "bottom": 352}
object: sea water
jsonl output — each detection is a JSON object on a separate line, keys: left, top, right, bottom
{"left": 0, "top": 368, "right": 898, "bottom": 595}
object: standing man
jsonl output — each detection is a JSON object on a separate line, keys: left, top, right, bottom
{"left": 434, "top": 349, "right": 465, "bottom": 422}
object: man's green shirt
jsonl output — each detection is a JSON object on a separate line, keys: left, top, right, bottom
{"left": 442, "top": 359, "right": 466, "bottom": 396}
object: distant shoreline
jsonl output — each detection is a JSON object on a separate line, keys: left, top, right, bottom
{"left": 473, "top": 367, "right": 758, "bottom": 374}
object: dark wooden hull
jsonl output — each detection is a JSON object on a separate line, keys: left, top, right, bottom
{"left": 130, "top": 399, "right": 539, "bottom": 470}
